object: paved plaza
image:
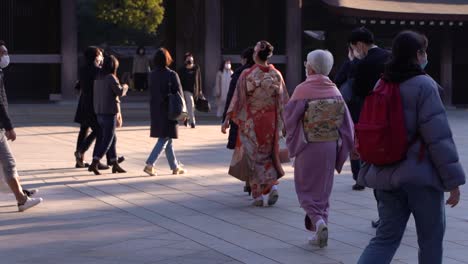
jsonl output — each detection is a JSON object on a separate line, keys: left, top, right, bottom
{"left": 1, "top": 103, "right": 468, "bottom": 264}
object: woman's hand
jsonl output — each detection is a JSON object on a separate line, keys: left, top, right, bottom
{"left": 446, "top": 187, "right": 461, "bottom": 208}
{"left": 116, "top": 113, "right": 123, "bottom": 128}
{"left": 221, "top": 120, "right": 230, "bottom": 134}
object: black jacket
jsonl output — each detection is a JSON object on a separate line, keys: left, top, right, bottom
{"left": 149, "top": 67, "right": 183, "bottom": 139}
{"left": 178, "top": 65, "right": 202, "bottom": 97}
{"left": 0, "top": 70, "right": 12, "bottom": 130}
{"left": 351, "top": 47, "right": 391, "bottom": 98}
{"left": 74, "top": 64, "right": 100, "bottom": 126}
{"left": 222, "top": 63, "right": 253, "bottom": 149}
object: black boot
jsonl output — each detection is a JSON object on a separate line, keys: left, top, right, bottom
{"left": 111, "top": 161, "right": 126, "bottom": 174}
{"left": 107, "top": 156, "right": 125, "bottom": 166}
{"left": 88, "top": 160, "right": 101, "bottom": 175}
{"left": 75, "top": 151, "right": 85, "bottom": 168}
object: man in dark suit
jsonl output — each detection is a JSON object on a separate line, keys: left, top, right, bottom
{"left": 348, "top": 27, "right": 391, "bottom": 191}
{"left": 348, "top": 27, "right": 391, "bottom": 228}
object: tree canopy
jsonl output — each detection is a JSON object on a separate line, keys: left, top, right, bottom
{"left": 96, "top": 0, "right": 165, "bottom": 34}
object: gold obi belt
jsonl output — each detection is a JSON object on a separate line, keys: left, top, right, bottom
{"left": 302, "top": 98, "right": 345, "bottom": 142}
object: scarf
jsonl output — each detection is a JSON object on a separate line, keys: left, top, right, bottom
{"left": 290, "top": 74, "right": 342, "bottom": 101}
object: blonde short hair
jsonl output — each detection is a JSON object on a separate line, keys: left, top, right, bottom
{"left": 306, "top": 49, "right": 334, "bottom": 76}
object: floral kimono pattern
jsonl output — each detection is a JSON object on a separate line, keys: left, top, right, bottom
{"left": 226, "top": 64, "right": 289, "bottom": 198}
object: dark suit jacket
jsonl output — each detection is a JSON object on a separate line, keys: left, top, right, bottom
{"left": 351, "top": 47, "right": 391, "bottom": 98}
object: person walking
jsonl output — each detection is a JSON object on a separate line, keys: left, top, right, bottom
{"left": 222, "top": 47, "right": 255, "bottom": 195}
{"left": 143, "top": 48, "right": 186, "bottom": 176}
{"left": 88, "top": 55, "right": 128, "bottom": 175}
{"left": 284, "top": 50, "right": 354, "bottom": 248}
{"left": 132, "top": 46, "right": 150, "bottom": 91}
{"left": 215, "top": 59, "right": 233, "bottom": 117}
{"left": 0, "top": 40, "right": 43, "bottom": 212}
{"left": 222, "top": 41, "right": 289, "bottom": 207}
{"left": 178, "top": 52, "right": 202, "bottom": 128}
{"left": 74, "top": 46, "right": 103, "bottom": 168}
{"left": 348, "top": 27, "right": 391, "bottom": 191}
{"left": 357, "top": 31, "right": 465, "bottom": 264}
{"left": 73, "top": 46, "right": 124, "bottom": 169}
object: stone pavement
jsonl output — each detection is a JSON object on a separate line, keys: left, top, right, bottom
{"left": 1, "top": 103, "right": 468, "bottom": 264}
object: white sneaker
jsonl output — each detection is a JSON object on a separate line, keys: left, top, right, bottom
{"left": 268, "top": 188, "right": 279, "bottom": 206}
{"left": 315, "top": 220, "right": 328, "bottom": 248}
{"left": 18, "top": 197, "right": 43, "bottom": 212}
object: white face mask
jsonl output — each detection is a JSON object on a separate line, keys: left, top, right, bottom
{"left": 0, "top": 55, "right": 10, "bottom": 69}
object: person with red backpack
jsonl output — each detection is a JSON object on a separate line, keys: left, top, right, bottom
{"left": 357, "top": 31, "right": 465, "bottom": 264}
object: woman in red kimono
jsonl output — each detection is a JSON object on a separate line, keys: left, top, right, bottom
{"left": 222, "top": 41, "right": 289, "bottom": 207}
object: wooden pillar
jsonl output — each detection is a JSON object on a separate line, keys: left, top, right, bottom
{"left": 204, "top": 0, "right": 221, "bottom": 97}
{"left": 286, "top": 0, "right": 303, "bottom": 93}
{"left": 441, "top": 31, "right": 453, "bottom": 106}
{"left": 60, "top": 0, "right": 77, "bottom": 100}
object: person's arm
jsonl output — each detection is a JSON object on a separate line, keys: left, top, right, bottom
{"left": 417, "top": 78, "right": 465, "bottom": 192}
{"left": 196, "top": 66, "right": 203, "bottom": 97}
{"left": 109, "top": 75, "right": 128, "bottom": 97}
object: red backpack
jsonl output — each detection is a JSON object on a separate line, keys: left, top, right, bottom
{"left": 355, "top": 79, "right": 408, "bottom": 165}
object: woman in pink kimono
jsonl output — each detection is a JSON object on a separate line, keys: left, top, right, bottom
{"left": 222, "top": 41, "right": 289, "bottom": 207}
{"left": 284, "top": 50, "right": 354, "bottom": 248}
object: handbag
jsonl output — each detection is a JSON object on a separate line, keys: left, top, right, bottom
{"left": 167, "top": 92, "right": 188, "bottom": 121}
{"left": 339, "top": 78, "right": 354, "bottom": 104}
{"left": 195, "top": 95, "right": 211, "bottom": 112}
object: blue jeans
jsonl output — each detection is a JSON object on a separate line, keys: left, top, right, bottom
{"left": 358, "top": 186, "right": 445, "bottom": 264}
{"left": 146, "top": 138, "right": 178, "bottom": 170}
{"left": 93, "top": 114, "right": 117, "bottom": 162}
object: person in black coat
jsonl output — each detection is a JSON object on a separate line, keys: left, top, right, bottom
{"left": 347, "top": 27, "right": 391, "bottom": 191}
{"left": 222, "top": 47, "right": 255, "bottom": 149}
{"left": 143, "top": 48, "right": 186, "bottom": 176}
{"left": 348, "top": 27, "right": 391, "bottom": 229}
{"left": 220, "top": 47, "right": 254, "bottom": 195}
{"left": 74, "top": 46, "right": 123, "bottom": 169}
{"left": 74, "top": 46, "right": 103, "bottom": 168}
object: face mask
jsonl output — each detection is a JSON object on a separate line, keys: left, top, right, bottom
{"left": 225, "top": 63, "right": 231, "bottom": 70}
{"left": 420, "top": 54, "right": 428, "bottom": 70}
{"left": 0, "top": 55, "right": 10, "bottom": 69}
{"left": 353, "top": 49, "right": 364, "bottom": 60}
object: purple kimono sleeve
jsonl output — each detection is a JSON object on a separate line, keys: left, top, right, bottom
{"left": 336, "top": 104, "right": 355, "bottom": 173}
{"left": 284, "top": 100, "right": 308, "bottom": 158}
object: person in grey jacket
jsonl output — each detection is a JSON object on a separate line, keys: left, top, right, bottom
{"left": 0, "top": 41, "right": 43, "bottom": 211}
{"left": 357, "top": 31, "right": 465, "bottom": 264}
{"left": 89, "top": 55, "right": 128, "bottom": 175}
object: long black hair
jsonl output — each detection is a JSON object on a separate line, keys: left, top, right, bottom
{"left": 83, "top": 46, "right": 103, "bottom": 66}
{"left": 102, "top": 55, "right": 119, "bottom": 75}
{"left": 242, "top": 47, "right": 255, "bottom": 66}
{"left": 383, "top": 30, "right": 427, "bottom": 83}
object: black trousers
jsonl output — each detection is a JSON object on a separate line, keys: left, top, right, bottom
{"left": 134, "top": 73, "right": 148, "bottom": 91}
{"left": 76, "top": 124, "right": 98, "bottom": 153}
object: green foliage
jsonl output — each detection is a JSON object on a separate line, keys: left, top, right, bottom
{"left": 96, "top": 0, "right": 165, "bottom": 34}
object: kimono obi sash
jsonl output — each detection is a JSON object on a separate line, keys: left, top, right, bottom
{"left": 303, "top": 98, "right": 345, "bottom": 142}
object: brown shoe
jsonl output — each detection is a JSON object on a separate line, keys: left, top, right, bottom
{"left": 143, "top": 165, "right": 157, "bottom": 176}
{"left": 172, "top": 167, "right": 186, "bottom": 175}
